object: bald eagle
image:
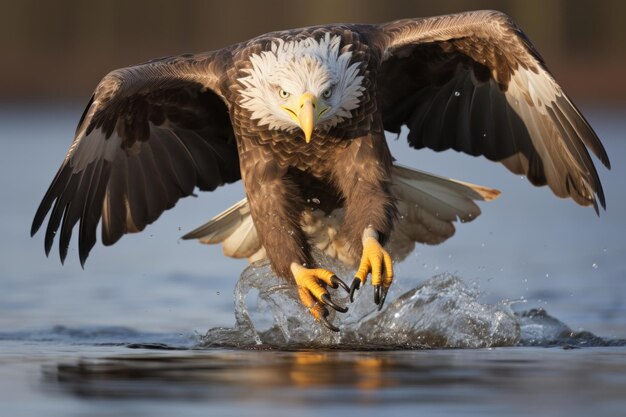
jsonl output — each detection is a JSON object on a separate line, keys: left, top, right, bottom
{"left": 32, "top": 10, "right": 609, "bottom": 331}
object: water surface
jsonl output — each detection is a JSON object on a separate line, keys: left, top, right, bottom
{"left": 1, "top": 105, "right": 625, "bottom": 416}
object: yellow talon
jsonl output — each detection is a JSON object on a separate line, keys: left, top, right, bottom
{"left": 354, "top": 238, "right": 394, "bottom": 287}
{"left": 350, "top": 235, "right": 394, "bottom": 308}
{"left": 291, "top": 264, "right": 349, "bottom": 331}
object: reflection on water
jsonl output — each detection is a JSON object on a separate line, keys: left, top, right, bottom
{"left": 42, "top": 347, "right": 626, "bottom": 415}
{"left": 47, "top": 351, "right": 406, "bottom": 401}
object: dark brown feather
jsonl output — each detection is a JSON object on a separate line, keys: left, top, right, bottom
{"left": 32, "top": 52, "right": 240, "bottom": 263}
{"left": 375, "top": 10, "right": 610, "bottom": 210}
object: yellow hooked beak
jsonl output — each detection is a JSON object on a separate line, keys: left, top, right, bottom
{"left": 281, "top": 92, "right": 328, "bottom": 143}
{"left": 298, "top": 93, "right": 316, "bottom": 143}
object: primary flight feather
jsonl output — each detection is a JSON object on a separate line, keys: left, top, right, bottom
{"left": 32, "top": 10, "right": 609, "bottom": 331}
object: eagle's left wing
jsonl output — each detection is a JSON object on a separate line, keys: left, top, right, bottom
{"left": 372, "top": 10, "right": 610, "bottom": 211}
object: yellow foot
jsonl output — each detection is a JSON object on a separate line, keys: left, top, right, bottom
{"left": 350, "top": 235, "right": 394, "bottom": 310}
{"left": 291, "top": 264, "right": 350, "bottom": 332}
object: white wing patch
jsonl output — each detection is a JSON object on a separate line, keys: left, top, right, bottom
{"left": 506, "top": 66, "right": 560, "bottom": 116}
{"left": 238, "top": 33, "right": 364, "bottom": 131}
{"left": 504, "top": 65, "right": 594, "bottom": 200}
{"left": 66, "top": 100, "right": 122, "bottom": 172}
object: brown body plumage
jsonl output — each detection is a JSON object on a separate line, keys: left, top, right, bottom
{"left": 32, "top": 10, "right": 610, "bottom": 330}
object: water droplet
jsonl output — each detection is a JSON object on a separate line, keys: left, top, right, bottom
{"left": 177, "top": 227, "right": 181, "bottom": 231}
{"left": 454, "top": 91, "right": 460, "bottom": 97}
{"left": 311, "top": 198, "right": 320, "bottom": 204}
{"left": 602, "top": 247, "right": 607, "bottom": 253}
{"left": 216, "top": 291, "right": 220, "bottom": 296}
{"left": 545, "top": 273, "right": 550, "bottom": 278}
{"left": 481, "top": 242, "right": 485, "bottom": 247}
{"left": 592, "top": 263, "right": 598, "bottom": 269}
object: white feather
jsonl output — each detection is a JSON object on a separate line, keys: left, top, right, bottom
{"left": 237, "top": 33, "right": 364, "bottom": 131}
{"left": 67, "top": 102, "right": 122, "bottom": 172}
{"left": 184, "top": 165, "right": 500, "bottom": 266}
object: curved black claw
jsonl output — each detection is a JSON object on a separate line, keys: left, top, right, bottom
{"left": 330, "top": 275, "right": 350, "bottom": 293}
{"left": 377, "top": 286, "right": 389, "bottom": 311}
{"left": 321, "top": 294, "right": 348, "bottom": 313}
{"left": 374, "top": 284, "right": 381, "bottom": 305}
{"left": 349, "top": 278, "right": 361, "bottom": 302}
{"left": 319, "top": 312, "right": 340, "bottom": 332}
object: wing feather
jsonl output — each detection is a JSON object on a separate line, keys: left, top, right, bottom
{"left": 32, "top": 51, "right": 241, "bottom": 264}
{"left": 78, "top": 160, "right": 109, "bottom": 265}
{"left": 101, "top": 154, "right": 129, "bottom": 246}
{"left": 375, "top": 10, "right": 610, "bottom": 210}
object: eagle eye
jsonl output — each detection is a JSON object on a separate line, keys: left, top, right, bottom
{"left": 322, "top": 88, "right": 332, "bottom": 99}
{"left": 279, "top": 89, "right": 290, "bottom": 99}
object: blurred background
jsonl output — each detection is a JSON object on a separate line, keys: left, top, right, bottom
{"left": 2, "top": 0, "right": 626, "bottom": 103}
{"left": 0, "top": 0, "right": 624, "bottom": 337}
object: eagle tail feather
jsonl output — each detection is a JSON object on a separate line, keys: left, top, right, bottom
{"left": 183, "top": 164, "right": 500, "bottom": 265}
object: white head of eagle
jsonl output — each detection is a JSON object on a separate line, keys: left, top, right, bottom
{"left": 238, "top": 33, "right": 365, "bottom": 142}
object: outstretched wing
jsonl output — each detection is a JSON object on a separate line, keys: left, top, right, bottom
{"left": 374, "top": 10, "right": 610, "bottom": 210}
{"left": 31, "top": 51, "right": 241, "bottom": 265}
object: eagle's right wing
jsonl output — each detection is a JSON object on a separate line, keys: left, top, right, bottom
{"left": 31, "top": 51, "right": 241, "bottom": 265}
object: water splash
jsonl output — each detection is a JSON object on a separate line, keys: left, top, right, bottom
{"left": 517, "top": 308, "right": 626, "bottom": 347}
{"left": 201, "top": 253, "right": 520, "bottom": 349}
{"left": 200, "top": 250, "right": 626, "bottom": 350}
